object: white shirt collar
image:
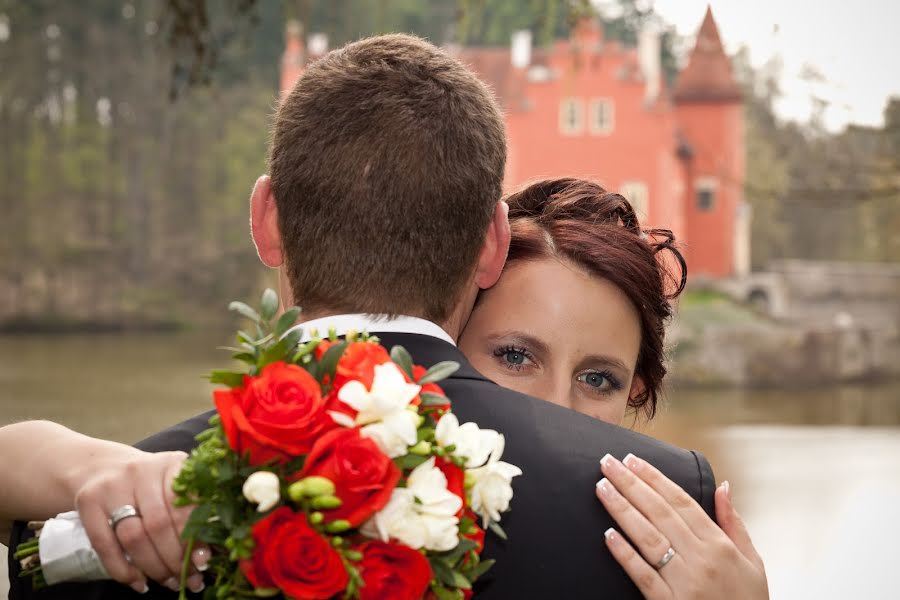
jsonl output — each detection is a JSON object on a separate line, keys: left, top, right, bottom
{"left": 298, "top": 314, "right": 456, "bottom": 347}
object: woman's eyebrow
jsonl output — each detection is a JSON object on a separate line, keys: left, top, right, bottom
{"left": 486, "top": 331, "right": 550, "bottom": 356}
{"left": 579, "top": 354, "right": 630, "bottom": 374}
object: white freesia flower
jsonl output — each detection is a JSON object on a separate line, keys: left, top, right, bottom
{"left": 242, "top": 471, "right": 281, "bottom": 512}
{"left": 332, "top": 362, "right": 421, "bottom": 458}
{"left": 361, "top": 458, "right": 462, "bottom": 551}
{"left": 434, "top": 412, "right": 504, "bottom": 468}
{"left": 468, "top": 459, "right": 522, "bottom": 527}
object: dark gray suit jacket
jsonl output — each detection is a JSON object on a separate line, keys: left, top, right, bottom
{"left": 9, "top": 332, "right": 715, "bottom": 599}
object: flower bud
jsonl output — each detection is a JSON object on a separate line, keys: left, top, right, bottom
{"left": 324, "top": 519, "right": 351, "bottom": 533}
{"left": 254, "top": 588, "right": 280, "bottom": 598}
{"left": 344, "top": 549, "right": 363, "bottom": 561}
{"left": 242, "top": 471, "right": 281, "bottom": 513}
{"left": 408, "top": 441, "right": 432, "bottom": 456}
{"left": 310, "top": 495, "right": 343, "bottom": 510}
{"left": 288, "top": 476, "right": 335, "bottom": 501}
{"left": 309, "top": 511, "right": 324, "bottom": 524}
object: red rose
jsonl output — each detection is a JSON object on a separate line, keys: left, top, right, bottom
{"left": 214, "top": 361, "right": 334, "bottom": 465}
{"left": 324, "top": 342, "right": 393, "bottom": 423}
{"left": 299, "top": 427, "right": 400, "bottom": 526}
{"left": 241, "top": 507, "right": 348, "bottom": 599}
{"left": 435, "top": 457, "right": 465, "bottom": 517}
{"left": 336, "top": 342, "right": 392, "bottom": 389}
{"left": 355, "top": 541, "right": 432, "bottom": 600}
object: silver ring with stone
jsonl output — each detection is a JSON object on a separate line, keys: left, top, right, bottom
{"left": 654, "top": 546, "right": 676, "bottom": 570}
{"left": 108, "top": 505, "right": 141, "bottom": 531}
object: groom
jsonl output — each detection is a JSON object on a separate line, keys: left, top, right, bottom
{"left": 8, "top": 34, "right": 715, "bottom": 599}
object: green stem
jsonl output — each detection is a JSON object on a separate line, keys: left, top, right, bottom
{"left": 177, "top": 537, "right": 195, "bottom": 600}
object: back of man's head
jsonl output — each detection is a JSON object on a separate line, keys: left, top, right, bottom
{"left": 270, "top": 34, "right": 507, "bottom": 322}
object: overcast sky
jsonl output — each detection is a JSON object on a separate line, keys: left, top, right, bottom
{"left": 637, "top": 0, "right": 900, "bottom": 132}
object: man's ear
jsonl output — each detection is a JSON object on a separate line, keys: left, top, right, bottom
{"left": 250, "top": 175, "right": 284, "bottom": 268}
{"left": 474, "top": 201, "right": 511, "bottom": 290}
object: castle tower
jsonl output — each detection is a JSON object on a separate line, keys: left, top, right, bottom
{"left": 674, "top": 6, "right": 746, "bottom": 278}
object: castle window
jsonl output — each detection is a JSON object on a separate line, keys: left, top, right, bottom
{"left": 559, "top": 98, "right": 584, "bottom": 135}
{"left": 695, "top": 177, "right": 718, "bottom": 212}
{"left": 620, "top": 181, "right": 649, "bottom": 219}
{"left": 589, "top": 98, "right": 614, "bottom": 135}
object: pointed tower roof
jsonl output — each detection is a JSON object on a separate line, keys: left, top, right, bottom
{"left": 673, "top": 6, "right": 742, "bottom": 103}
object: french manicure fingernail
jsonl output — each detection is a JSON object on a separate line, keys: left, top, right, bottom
{"left": 604, "top": 527, "right": 617, "bottom": 541}
{"left": 596, "top": 477, "right": 612, "bottom": 497}
{"left": 130, "top": 581, "right": 149, "bottom": 594}
{"left": 722, "top": 480, "right": 731, "bottom": 500}
{"left": 187, "top": 574, "right": 205, "bottom": 594}
{"left": 623, "top": 453, "right": 638, "bottom": 469}
{"left": 600, "top": 453, "right": 614, "bottom": 468}
{"left": 192, "top": 546, "right": 210, "bottom": 572}
{"left": 164, "top": 577, "right": 180, "bottom": 592}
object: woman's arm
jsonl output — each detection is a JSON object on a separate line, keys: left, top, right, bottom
{"left": 0, "top": 421, "right": 144, "bottom": 524}
{"left": 0, "top": 421, "right": 205, "bottom": 594}
{"left": 595, "top": 453, "right": 768, "bottom": 600}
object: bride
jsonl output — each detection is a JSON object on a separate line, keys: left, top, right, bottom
{"left": 1, "top": 177, "right": 767, "bottom": 599}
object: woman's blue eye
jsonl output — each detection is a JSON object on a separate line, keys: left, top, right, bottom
{"left": 581, "top": 372, "right": 608, "bottom": 388}
{"left": 577, "top": 371, "right": 621, "bottom": 392}
{"left": 504, "top": 350, "right": 526, "bottom": 365}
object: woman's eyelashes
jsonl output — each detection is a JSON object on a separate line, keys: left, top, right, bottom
{"left": 492, "top": 345, "right": 535, "bottom": 372}
{"left": 575, "top": 370, "right": 624, "bottom": 395}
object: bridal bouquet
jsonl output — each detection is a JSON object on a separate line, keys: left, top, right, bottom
{"left": 16, "top": 289, "right": 521, "bottom": 599}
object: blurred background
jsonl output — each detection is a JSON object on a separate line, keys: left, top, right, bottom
{"left": 1, "top": 0, "right": 899, "bottom": 598}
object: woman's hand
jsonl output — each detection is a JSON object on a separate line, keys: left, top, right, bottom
{"left": 594, "top": 453, "right": 768, "bottom": 600}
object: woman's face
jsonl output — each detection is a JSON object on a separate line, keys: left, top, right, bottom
{"left": 458, "top": 257, "right": 643, "bottom": 425}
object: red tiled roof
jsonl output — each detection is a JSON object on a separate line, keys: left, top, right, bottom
{"left": 673, "top": 6, "right": 742, "bottom": 103}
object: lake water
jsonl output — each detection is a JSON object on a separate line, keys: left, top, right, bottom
{"left": 2, "top": 333, "right": 900, "bottom": 599}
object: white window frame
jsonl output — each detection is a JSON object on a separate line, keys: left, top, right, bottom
{"left": 559, "top": 97, "right": 585, "bottom": 136}
{"left": 695, "top": 176, "right": 719, "bottom": 212}
{"left": 620, "top": 181, "right": 649, "bottom": 219}
{"left": 588, "top": 97, "right": 614, "bottom": 135}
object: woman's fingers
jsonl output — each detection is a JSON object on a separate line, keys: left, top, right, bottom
{"left": 595, "top": 474, "right": 686, "bottom": 571}
{"left": 599, "top": 454, "right": 698, "bottom": 552}
{"left": 604, "top": 527, "right": 673, "bottom": 600}
{"left": 619, "top": 453, "right": 722, "bottom": 540}
{"left": 76, "top": 499, "right": 148, "bottom": 594}
{"left": 715, "top": 483, "right": 765, "bottom": 571}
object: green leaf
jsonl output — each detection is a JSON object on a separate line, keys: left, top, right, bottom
{"left": 232, "top": 352, "right": 257, "bottom": 364}
{"left": 229, "top": 301, "right": 261, "bottom": 323}
{"left": 437, "top": 538, "right": 478, "bottom": 567}
{"left": 420, "top": 392, "right": 449, "bottom": 407}
{"left": 390, "top": 345, "right": 414, "bottom": 380}
{"left": 209, "top": 370, "right": 244, "bottom": 388}
{"left": 464, "top": 558, "right": 495, "bottom": 581}
{"left": 417, "top": 361, "right": 460, "bottom": 384}
{"left": 430, "top": 584, "right": 463, "bottom": 600}
{"left": 260, "top": 289, "right": 279, "bottom": 321}
{"left": 393, "top": 453, "right": 429, "bottom": 470}
{"left": 430, "top": 558, "right": 472, "bottom": 590}
{"left": 274, "top": 308, "right": 302, "bottom": 337}
{"left": 487, "top": 520, "right": 508, "bottom": 541}
{"left": 318, "top": 341, "right": 349, "bottom": 384}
